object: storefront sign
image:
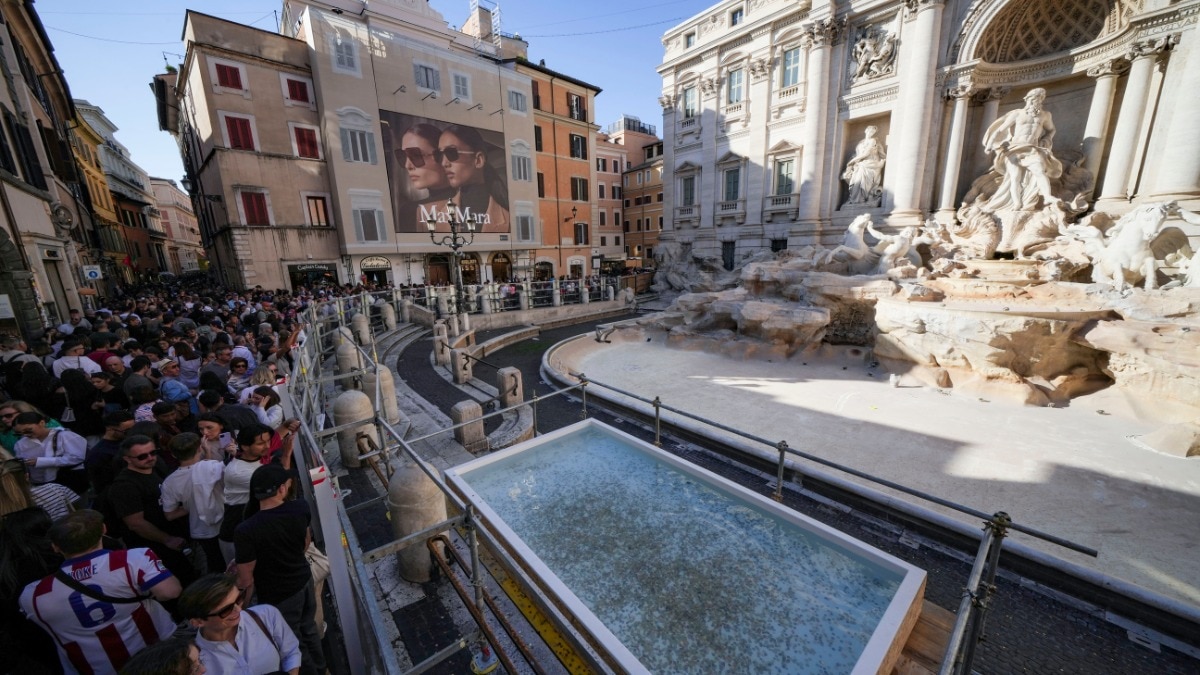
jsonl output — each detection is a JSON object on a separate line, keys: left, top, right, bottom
{"left": 291, "top": 263, "right": 333, "bottom": 272}
{"left": 359, "top": 256, "right": 391, "bottom": 270}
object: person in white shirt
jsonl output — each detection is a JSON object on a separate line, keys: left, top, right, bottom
{"left": 180, "top": 574, "right": 301, "bottom": 675}
{"left": 51, "top": 338, "right": 102, "bottom": 377}
{"left": 162, "top": 433, "right": 225, "bottom": 574}
{"left": 13, "top": 412, "right": 87, "bottom": 487}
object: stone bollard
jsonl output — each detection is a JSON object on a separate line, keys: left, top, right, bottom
{"left": 380, "top": 303, "right": 396, "bottom": 330}
{"left": 581, "top": 283, "right": 591, "bottom": 304}
{"left": 606, "top": 285, "right": 615, "bottom": 301}
{"left": 387, "top": 460, "right": 446, "bottom": 582}
{"left": 450, "top": 348, "right": 473, "bottom": 384}
{"left": 432, "top": 323, "right": 450, "bottom": 366}
{"left": 334, "top": 325, "right": 356, "bottom": 347}
{"left": 332, "top": 390, "right": 376, "bottom": 469}
{"left": 552, "top": 279, "right": 562, "bottom": 307}
{"left": 519, "top": 287, "right": 530, "bottom": 311}
{"left": 335, "top": 342, "right": 364, "bottom": 387}
{"left": 350, "top": 312, "right": 371, "bottom": 345}
{"left": 451, "top": 400, "right": 487, "bottom": 453}
{"left": 435, "top": 291, "right": 449, "bottom": 318}
{"left": 466, "top": 285, "right": 478, "bottom": 314}
{"left": 496, "top": 367, "right": 523, "bottom": 409}
{"left": 459, "top": 310, "right": 470, "bottom": 333}
{"left": 480, "top": 283, "right": 493, "bottom": 315}
{"left": 400, "top": 299, "right": 412, "bottom": 324}
{"left": 362, "top": 365, "right": 401, "bottom": 424}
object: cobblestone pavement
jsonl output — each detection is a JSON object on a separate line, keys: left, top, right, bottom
{"left": 359, "top": 315, "right": 1196, "bottom": 674}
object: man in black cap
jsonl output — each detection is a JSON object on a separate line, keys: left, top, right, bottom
{"left": 234, "top": 464, "right": 325, "bottom": 675}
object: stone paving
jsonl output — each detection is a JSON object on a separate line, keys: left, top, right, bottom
{"left": 345, "top": 315, "right": 1198, "bottom": 674}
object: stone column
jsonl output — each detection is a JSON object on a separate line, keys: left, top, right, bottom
{"left": 978, "top": 87, "right": 1008, "bottom": 137}
{"left": 1099, "top": 37, "right": 1175, "bottom": 202}
{"left": 797, "top": 18, "right": 841, "bottom": 222}
{"left": 888, "top": 0, "right": 946, "bottom": 218}
{"left": 937, "top": 85, "right": 974, "bottom": 214}
{"left": 1149, "top": 32, "right": 1200, "bottom": 199}
{"left": 1082, "top": 59, "right": 1127, "bottom": 196}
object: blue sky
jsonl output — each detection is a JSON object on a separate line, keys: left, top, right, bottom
{"left": 43, "top": 0, "right": 702, "bottom": 182}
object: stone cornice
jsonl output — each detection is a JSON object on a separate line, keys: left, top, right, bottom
{"left": 838, "top": 84, "right": 900, "bottom": 112}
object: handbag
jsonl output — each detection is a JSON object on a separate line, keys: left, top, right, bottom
{"left": 306, "top": 541, "right": 330, "bottom": 584}
{"left": 60, "top": 391, "right": 76, "bottom": 423}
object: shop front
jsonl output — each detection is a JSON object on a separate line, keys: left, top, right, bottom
{"left": 360, "top": 256, "right": 393, "bottom": 287}
{"left": 287, "top": 262, "right": 338, "bottom": 290}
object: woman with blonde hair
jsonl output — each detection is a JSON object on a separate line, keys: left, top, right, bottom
{"left": 237, "top": 366, "right": 277, "bottom": 405}
{"left": 0, "top": 400, "right": 61, "bottom": 455}
{"left": 0, "top": 458, "right": 80, "bottom": 522}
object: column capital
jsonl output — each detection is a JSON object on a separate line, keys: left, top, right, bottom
{"left": 1087, "top": 59, "right": 1130, "bottom": 78}
{"left": 803, "top": 17, "right": 847, "bottom": 48}
{"left": 904, "top": 0, "right": 945, "bottom": 21}
{"left": 944, "top": 84, "right": 975, "bottom": 101}
{"left": 972, "top": 86, "right": 1010, "bottom": 104}
{"left": 1126, "top": 33, "right": 1180, "bottom": 61}
{"left": 658, "top": 94, "right": 676, "bottom": 112}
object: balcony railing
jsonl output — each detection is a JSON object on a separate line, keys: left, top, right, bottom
{"left": 717, "top": 199, "right": 746, "bottom": 224}
{"left": 762, "top": 194, "right": 797, "bottom": 222}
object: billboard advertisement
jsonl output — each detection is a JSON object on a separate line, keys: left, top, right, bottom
{"left": 380, "top": 110, "right": 511, "bottom": 234}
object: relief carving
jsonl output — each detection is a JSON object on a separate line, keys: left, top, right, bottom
{"left": 850, "top": 26, "right": 898, "bottom": 83}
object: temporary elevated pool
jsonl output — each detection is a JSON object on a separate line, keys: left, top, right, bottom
{"left": 445, "top": 420, "right": 926, "bottom": 674}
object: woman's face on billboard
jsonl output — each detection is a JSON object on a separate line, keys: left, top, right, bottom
{"left": 402, "top": 131, "right": 449, "bottom": 191}
{"left": 438, "top": 130, "right": 485, "bottom": 189}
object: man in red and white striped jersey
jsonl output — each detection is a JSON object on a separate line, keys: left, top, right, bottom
{"left": 19, "top": 509, "right": 181, "bottom": 675}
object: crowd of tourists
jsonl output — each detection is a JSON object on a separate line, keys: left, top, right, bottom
{"left": 0, "top": 281, "right": 359, "bottom": 675}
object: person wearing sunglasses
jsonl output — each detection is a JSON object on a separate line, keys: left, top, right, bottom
{"left": 18, "top": 509, "right": 181, "bottom": 675}
{"left": 437, "top": 124, "right": 510, "bottom": 233}
{"left": 107, "top": 435, "right": 199, "bottom": 587}
{"left": 179, "top": 574, "right": 300, "bottom": 675}
{"left": 397, "top": 122, "right": 455, "bottom": 231}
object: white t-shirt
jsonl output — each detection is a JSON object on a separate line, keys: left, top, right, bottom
{"left": 223, "top": 457, "right": 260, "bottom": 506}
{"left": 52, "top": 354, "right": 102, "bottom": 377}
{"left": 161, "top": 460, "right": 226, "bottom": 539}
{"left": 19, "top": 548, "right": 176, "bottom": 675}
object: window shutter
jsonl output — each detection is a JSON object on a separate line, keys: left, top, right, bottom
{"left": 367, "top": 132, "right": 377, "bottom": 164}
{"left": 340, "top": 128, "right": 352, "bottom": 162}
{"left": 431, "top": 70, "right": 441, "bottom": 92}
{"left": 376, "top": 210, "right": 386, "bottom": 240}
{"left": 352, "top": 208, "right": 363, "bottom": 241}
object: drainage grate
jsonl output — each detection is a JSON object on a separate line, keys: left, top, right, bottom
{"left": 391, "top": 595, "right": 473, "bottom": 672}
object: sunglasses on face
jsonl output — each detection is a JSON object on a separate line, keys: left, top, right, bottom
{"left": 233, "top": 364, "right": 248, "bottom": 369}
{"left": 434, "top": 146, "right": 478, "bottom": 164}
{"left": 206, "top": 588, "right": 248, "bottom": 619}
{"left": 400, "top": 147, "right": 433, "bottom": 168}
{"left": 130, "top": 449, "right": 158, "bottom": 461}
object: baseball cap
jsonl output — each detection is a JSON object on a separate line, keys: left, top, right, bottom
{"left": 250, "top": 464, "right": 291, "bottom": 500}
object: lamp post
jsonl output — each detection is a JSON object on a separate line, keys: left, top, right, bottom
{"left": 425, "top": 197, "right": 478, "bottom": 321}
{"left": 560, "top": 205, "right": 577, "bottom": 277}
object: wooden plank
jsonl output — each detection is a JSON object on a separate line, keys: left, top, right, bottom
{"left": 890, "top": 600, "right": 956, "bottom": 675}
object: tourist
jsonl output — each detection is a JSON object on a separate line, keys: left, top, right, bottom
{"left": 219, "top": 424, "right": 274, "bottom": 564}
{"left": 179, "top": 574, "right": 301, "bottom": 675}
{"left": 235, "top": 464, "right": 325, "bottom": 675}
{"left": 162, "top": 433, "right": 226, "bottom": 575}
{"left": 173, "top": 341, "right": 203, "bottom": 392}
{"left": 197, "top": 413, "right": 237, "bottom": 463}
{"left": 52, "top": 337, "right": 102, "bottom": 377}
{"left": 0, "top": 507, "right": 62, "bottom": 673}
{"left": 0, "top": 457, "right": 81, "bottom": 521}
{"left": 157, "top": 358, "right": 198, "bottom": 415}
{"left": 123, "top": 355, "right": 157, "bottom": 400}
{"left": 60, "top": 367, "right": 107, "bottom": 440}
{"left": 19, "top": 509, "right": 180, "bottom": 675}
{"left": 107, "top": 435, "right": 198, "bottom": 587}
{"left": 237, "top": 365, "right": 277, "bottom": 405}
{"left": 93, "top": 369, "right": 131, "bottom": 413}
{"left": 86, "top": 410, "right": 136, "bottom": 500}
{"left": 248, "top": 385, "right": 285, "bottom": 428}
{"left": 0, "top": 400, "right": 61, "bottom": 455}
{"left": 15, "top": 360, "right": 67, "bottom": 420}
{"left": 13, "top": 410, "right": 89, "bottom": 495}
{"left": 225, "top": 356, "right": 252, "bottom": 395}
{"left": 118, "top": 636, "right": 204, "bottom": 675}
{"left": 201, "top": 344, "right": 234, "bottom": 384}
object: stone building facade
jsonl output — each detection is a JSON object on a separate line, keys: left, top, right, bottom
{"left": 657, "top": 0, "right": 1200, "bottom": 267}
{"left": 594, "top": 127, "right": 629, "bottom": 273}
{"left": 609, "top": 117, "right": 664, "bottom": 268}
{"left": 149, "top": 178, "right": 205, "bottom": 275}
{"left": 165, "top": 1, "right": 597, "bottom": 290}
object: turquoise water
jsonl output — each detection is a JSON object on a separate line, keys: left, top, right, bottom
{"left": 462, "top": 426, "right": 905, "bottom": 674}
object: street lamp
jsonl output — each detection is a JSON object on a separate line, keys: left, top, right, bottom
{"left": 560, "top": 205, "right": 577, "bottom": 277}
{"left": 425, "top": 197, "right": 478, "bottom": 320}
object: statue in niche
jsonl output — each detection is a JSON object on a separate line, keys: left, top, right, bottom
{"left": 842, "top": 126, "right": 886, "bottom": 207}
{"left": 982, "top": 88, "right": 1063, "bottom": 212}
{"left": 953, "top": 88, "right": 1095, "bottom": 257}
{"left": 850, "top": 29, "right": 897, "bottom": 83}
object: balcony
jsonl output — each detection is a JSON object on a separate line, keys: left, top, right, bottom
{"left": 762, "top": 194, "right": 798, "bottom": 222}
{"left": 716, "top": 199, "right": 746, "bottom": 224}
{"left": 675, "top": 204, "right": 699, "bottom": 227}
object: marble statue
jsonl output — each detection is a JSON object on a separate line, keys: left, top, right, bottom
{"left": 982, "top": 88, "right": 1063, "bottom": 212}
{"left": 1064, "top": 201, "right": 1186, "bottom": 291}
{"left": 815, "top": 214, "right": 876, "bottom": 271}
{"left": 842, "top": 126, "right": 886, "bottom": 207}
{"left": 850, "top": 31, "right": 897, "bottom": 83}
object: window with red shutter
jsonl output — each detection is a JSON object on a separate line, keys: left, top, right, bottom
{"left": 294, "top": 127, "right": 319, "bottom": 159}
{"left": 225, "top": 116, "right": 254, "bottom": 150}
{"left": 286, "top": 79, "right": 309, "bottom": 103}
{"left": 215, "top": 64, "right": 242, "bottom": 89}
{"left": 241, "top": 192, "right": 269, "bottom": 225}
